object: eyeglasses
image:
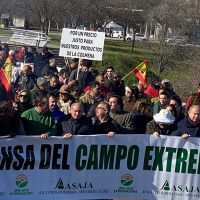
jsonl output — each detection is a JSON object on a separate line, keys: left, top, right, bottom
{"left": 19, "top": 95, "right": 28, "bottom": 98}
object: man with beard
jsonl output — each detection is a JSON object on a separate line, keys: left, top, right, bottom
{"left": 109, "top": 71, "right": 125, "bottom": 97}
{"left": 13, "top": 65, "right": 37, "bottom": 93}
{"left": 21, "top": 95, "right": 57, "bottom": 138}
{"left": 48, "top": 93, "right": 64, "bottom": 123}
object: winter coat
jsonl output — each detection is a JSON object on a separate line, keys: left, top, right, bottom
{"left": 172, "top": 116, "right": 200, "bottom": 137}
{"left": 33, "top": 52, "right": 54, "bottom": 77}
{"left": 57, "top": 114, "right": 93, "bottom": 136}
{"left": 146, "top": 120, "right": 177, "bottom": 135}
{"left": 92, "top": 116, "right": 121, "bottom": 134}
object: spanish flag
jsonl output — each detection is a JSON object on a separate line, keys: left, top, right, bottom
{"left": 0, "top": 57, "right": 13, "bottom": 99}
{"left": 132, "top": 60, "right": 147, "bottom": 87}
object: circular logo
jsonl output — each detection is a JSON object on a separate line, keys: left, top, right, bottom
{"left": 15, "top": 174, "right": 28, "bottom": 188}
{"left": 121, "top": 174, "right": 133, "bottom": 186}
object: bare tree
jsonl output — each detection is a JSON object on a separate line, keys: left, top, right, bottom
{"left": 145, "top": 0, "right": 189, "bottom": 73}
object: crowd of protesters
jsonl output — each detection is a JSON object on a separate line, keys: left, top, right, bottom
{"left": 0, "top": 44, "right": 200, "bottom": 140}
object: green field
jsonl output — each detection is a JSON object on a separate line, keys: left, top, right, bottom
{"left": 49, "top": 34, "right": 198, "bottom": 100}
{"left": 0, "top": 29, "right": 196, "bottom": 100}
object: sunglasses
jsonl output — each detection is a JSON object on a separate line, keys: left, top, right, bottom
{"left": 19, "top": 95, "right": 28, "bottom": 98}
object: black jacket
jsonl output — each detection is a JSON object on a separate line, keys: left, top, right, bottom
{"left": 16, "top": 51, "right": 34, "bottom": 63}
{"left": 42, "top": 64, "right": 58, "bottom": 76}
{"left": 33, "top": 52, "right": 54, "bottom": 77}
{"left": 0, "top": 114, "right": 21, "bottom": 136}
{"left": 92, "top": 116, "right": 121, "bottom": 134}
{"left": 57, "top": 114, "right": 93, "bottom": 136}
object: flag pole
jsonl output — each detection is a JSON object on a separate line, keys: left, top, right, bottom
{"left": 121, "top": 70, "right": 133, "bottom": 80}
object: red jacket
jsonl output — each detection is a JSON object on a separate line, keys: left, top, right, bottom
{"left": 145, "top": 84, "right": 159, "bottom": 99}
{"left": 84, "top": 85, "right": 110, "bottom": 97}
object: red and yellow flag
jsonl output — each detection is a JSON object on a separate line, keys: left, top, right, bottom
{"left": 132, "top": 60, "right": 147, "bottom": 87}
{"left": 0, "top": 57, "right": 13, "bottom": 99}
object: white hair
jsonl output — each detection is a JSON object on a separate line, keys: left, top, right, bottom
{"left": 9, "top": 50, "right": 15, "bottom": 55}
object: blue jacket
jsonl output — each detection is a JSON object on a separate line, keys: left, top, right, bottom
{"left": 50, "top": 107, "right": 65, "bottom": 123}
{"left": 171, "top": 116, "right": 200, "bottom": 137}
{"left": 56, "top": 114, "right": 93, "bottom": 136}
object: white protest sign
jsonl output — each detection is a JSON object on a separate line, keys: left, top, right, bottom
{"left": 59, "top": 28, "right": 105, "bottom": 61}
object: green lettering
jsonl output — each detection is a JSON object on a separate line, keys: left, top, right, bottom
{"left": 75, "top": 145, "right": 87, "bottom": 170}
{"left": 127, "top": 145, "right": 139, "bottom": 170}
{"left": 165, "top": 147, "right": 176, "bottom": 172}
{"left": 143, "top": 146, "right": 154, "bottom": 170}
{"left": 188, "top": 149, "right": 198, "bottom": 174}
{"left": 175, "top": 148, "right": 188, "bottom": 173}
{"left": 152, "top": 146, "right": 165, "bottom": 171}
{"left": 115, "top": 145, "right": 127, "bottom": 169}
{"left": 86, "top": 145, "right": 98, "bottom": 170}
{"left": 99, "top": 145, "right": 115, "bottom": 169}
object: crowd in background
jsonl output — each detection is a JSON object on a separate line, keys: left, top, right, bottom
{"left": 0, "top": 43, "right": 200, "bottom": 139}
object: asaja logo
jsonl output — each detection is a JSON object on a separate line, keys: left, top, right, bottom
{"left": 121, "top": 174, "right": 133, "bottom": 186}
{"left": 15, "top": 174, "right": 28, "bottom": 188}
{"left": 160, "top": 180, "right": 200, "bottom": 193}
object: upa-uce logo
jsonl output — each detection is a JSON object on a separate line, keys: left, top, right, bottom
{"left": 15, "top": 174, "right": 28, "bottom": 188}
{"left": 120, "top": 174, "right": 133, "bottom": 186}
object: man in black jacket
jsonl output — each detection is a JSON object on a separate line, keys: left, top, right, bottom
{"left": 92, "top": 101, "right": 121, "bottom": 137}
{"left": 33, "top": 46, "right": 54, "bottom": 77}
{"left": 42, "top": 57, "right": 58, "bottom": 76}
{"left": 16, "top": 46, "right": 34, "bottom": 63}
{"left": 57, "top": 103, "right": 93, "bottom": 137}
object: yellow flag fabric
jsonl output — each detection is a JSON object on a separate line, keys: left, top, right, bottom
{"left": 132, "top": 60, "right": 147, "bottom": 87}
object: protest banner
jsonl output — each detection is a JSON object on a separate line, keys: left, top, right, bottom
{"left": 59, "top": 28, "right": 105, "bottom": 61}
{"left": 0, "top": 134, "right": 200, "bottom": 200}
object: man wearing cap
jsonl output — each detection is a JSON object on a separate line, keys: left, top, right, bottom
{"left": 33, "top": 46, "right": 54, "bottom": 77}
{"left": 30, "top": 77, "right": 48, "bottom": 103}
{"left": 57, "top": 85, "right": 75, "bottom": 115}
{"left": 172, "top": 105, "right": 200, "bottom": 138}
{"left": 57, "top": 103, "right": 93, "bottom": 137}
{"left": 146, "top": 109, "right": 176, "bottom": 136}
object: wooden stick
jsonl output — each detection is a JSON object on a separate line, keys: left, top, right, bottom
{"left": 76, "top": 58, "right": 81, "bottom": 80}
{"left": 121, "top": 70, "right": 133, "bottom": 80}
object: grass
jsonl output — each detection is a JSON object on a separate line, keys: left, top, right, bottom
{"left": 49, "top": 35, "right": 191, "bottom": 93}
{"left": 0, "top": 28, "right": 196, "bottom": 100}
{"left": 0, "top": 29, "right": 13, "bottom": 36}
